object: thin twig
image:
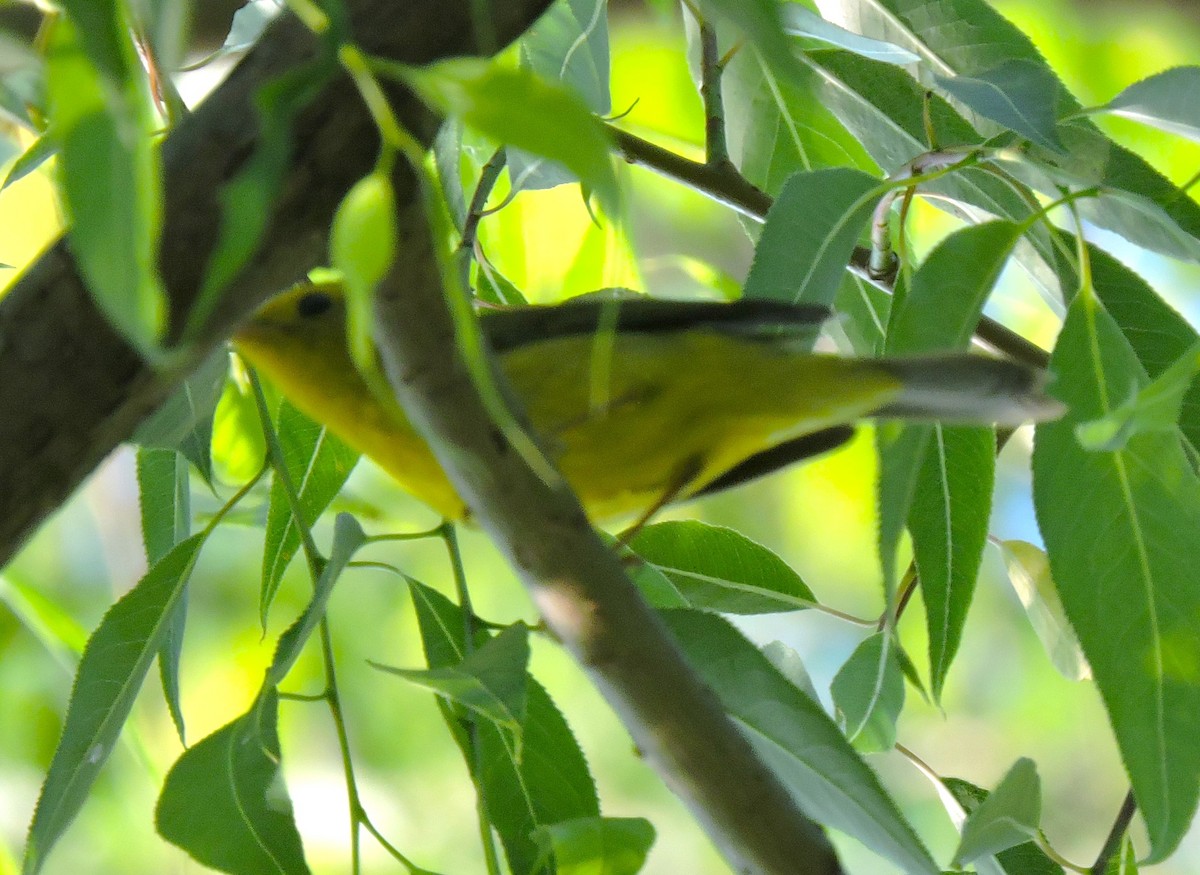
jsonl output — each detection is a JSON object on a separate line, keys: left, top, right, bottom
{"left": 608, "top": 125, "right": 1052, "bottom": 370}
{"left": 697, "top": 19, "right": 733, "bottom": 170}
{"left": 1089, "top": 791, "right": 1137, "bottom": 874}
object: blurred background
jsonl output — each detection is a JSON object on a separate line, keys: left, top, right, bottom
{"left": 0, "top": 0, "right": 1198, "bottom": 872}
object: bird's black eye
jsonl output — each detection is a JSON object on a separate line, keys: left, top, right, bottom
{"left": 296, "top": 291, "right": 333, "bottom": 319}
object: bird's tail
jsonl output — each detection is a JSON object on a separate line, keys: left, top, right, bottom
{"left": 873, "top": 354, "right": 1064, "bottom": 425}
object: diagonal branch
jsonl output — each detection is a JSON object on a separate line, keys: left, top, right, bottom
{"left": 371, "top": 178, "right": 845, "bottom": 875}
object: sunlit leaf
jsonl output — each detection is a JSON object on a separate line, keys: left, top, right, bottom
{"left": 782, "top": 5, "right": 918, "bottom": 64}
{"left": 531, "top": 817, "right": 655, "bottom": 875}
{"left": 46, "top": 13, "right": 164, "bottom": 354}
{"left": 998, "top": 540, "right": 1090, "bottom": 682}
{"left": 403, "top": 59, "right": 618, "bottom": 216}
{"left": 156, "top": 691, "right": 309, "bottom": 875}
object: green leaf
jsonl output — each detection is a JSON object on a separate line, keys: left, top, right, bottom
{"left": 934, "top": 59, "right": 1064, "bottom": 151}
{"left": 133, "top": 349, "right": 229, "bottom": 484}
{"left": 741, "top": 167, "right": 880, "bottom": 314}
{"left": 1, "top": 131, "right": 55, "bottom": 192}
{"left": 626, "top": 520, "right": 817, "bottom": 614}
{"left": 781, "top": 5, "right": 918, "bottom": 64}
{"left": 1033, "top": 292, "right": 1200, "bottom": 861}
{"left": 372, "top": 622, "right": 531, "bottom": 738}
{"left": 723, "top": 42, "right": 878, "bottom": 196}
{"left": 887, "top": 221, "right": 1024, "bottom": 352}
{"left": 883, "top": 222, "right": 1016, "bottom": 628}
{"left": 24, "top": 534, "right": 207, "bottom": 875}
{"left": 1100, "top": 66, "right": 1200, "bottom": 144}
{"left": 56, "top": 0, "right": 136, "bottom": 81}
{"left": 830, "top": 631, "right": 905, "bottom": 752}
{"left": 522, "top": 0, "right": 610, "bottom": 114}
{"left": 46, "top": 13, "right": 165, "bottom": 355}
{"left": 410, "top": 582, "right": 597, "bottom": 875}
{"left": 136, "top": 449, "right": 191, "bottom": 566}
{"left": 267, "top": 514, "right": 365, "bottom": 686}
{"left": 509, "top": 0, "right": 611, "bottom": 191}
{"left": 0, "top": 574, "right": 88, "bottom": 663}
{"left": 953, "top": 758, "right": 1042, "bottom": 866}
{"left": 940, "top": 777, "right": 1063, "bottom": 875}
{"left": 800, "top": 50, "right": 1066, "bottom": 310}
{"left": 911, "top": 427, "right": 995, "bottom": 700}
{"left": 1075, "top": 340, "right": 1200, "bottom": 452}
{"left": 833, "top": 272, "right": 891, "bottom": 355}
{"left": 876, "top": 420, "right": 932, "bottom": 604}
{"left": 136, "top": 447, "right": 192, "bottom": 743}
{"left": 660, "top": 610, "right": 939, "bottom": 874}
{"left": 1065, "top": 243, "right": 1200, "bottom": 457}
{"left": 761, "top": 640, "right": 821, "bottom": 702}
{"left": 404, "top": 59, "right": 618, "bottom": 216}
{"left": 330, "top": 172, "right": 398, "bottom": 303}
{"left": 531, "top": 817, "right": 655, "bottom": 875}
{"left": 260, "top": 401, "right": 359, "bottom": 625}
{"left": 997, "top": 540, "right": 1090, "bottom": 682}
{"left": 836, "top": 0, "right": 1200, "bottom": 263}
{"left": 155, "top": 691, "right": 309, "bottom": 875}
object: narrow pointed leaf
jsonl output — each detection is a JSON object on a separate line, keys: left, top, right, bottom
{"left": 372, "top": 622, "right": 531, "bottom": 734}
{"left": 267, "top": 514, "right": 365, "bottom": 686}
{"left": 136, "top": 448, "right": 192, "bottom": 743}
{"left": 410, "top": 582, "right": 597, "bottom": 875}
{"left": 404, "top": 59, "right": 618, "bottom": 216}
{"left": 1101, "top": 66, "right": 1200, "bottom": 143}
{"left": 742, "top": 167, "right": 880, "bottom": 314}
{"left": 661, "top": 610, "right": 939, "bottom": 874}
{"left": 831, "top": 631, "right": 905, "bottom": 752}
{"left": 510, "top": 0, "right": 610, "bottom": 190}
{"left": 782, "top": 5, "right": 918, "bottom": 64}
{"left": 1034, "top": 293, "right": 1200, "bottom": 861}
{"left": 627, "top": 520, "right": 816, "bottom": 613}
{"left": 934, "top": 59, "right": 1064, "bottom": 151}
{"left": 941, "top": 777, "right": 1063, "bottom": 875}
{"left": 260, "top": 401, "right": 358, "bottom": 624}
{"left": 24, "top": 534, "right": 207, "bottom": 874}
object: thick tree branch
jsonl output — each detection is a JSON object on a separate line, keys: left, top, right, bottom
{"left": 0, "top": 0, "right": 555, "bottom": 567}
{"left": 371, "top": 185, "right": 844, "bottom": 875}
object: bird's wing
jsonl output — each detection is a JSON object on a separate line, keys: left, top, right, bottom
{"left": 479, "top": 294, "right": 830, "bottom": 354}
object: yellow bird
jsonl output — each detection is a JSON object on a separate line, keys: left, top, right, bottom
{"left": 234, "top": 283, "right": 1061, "bottom": 522}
